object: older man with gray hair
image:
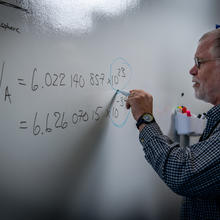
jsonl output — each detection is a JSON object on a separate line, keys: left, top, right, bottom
{"left": 126, "top": 29, "right": 220, "bottom": 219}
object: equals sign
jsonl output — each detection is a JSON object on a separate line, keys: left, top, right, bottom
{"left": 19, "top": 121, "right": 28, "bottom": 129}
{"left": 17, "top": 78, "right": 26, "bottom": 86}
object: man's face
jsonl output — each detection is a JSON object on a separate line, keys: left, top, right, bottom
{"left": 189, "top": 36, "right": 220, "bottom": 105}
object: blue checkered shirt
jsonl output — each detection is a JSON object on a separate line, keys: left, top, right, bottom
{"left": 139, "top": 104, "right": 220, "bottom": 220}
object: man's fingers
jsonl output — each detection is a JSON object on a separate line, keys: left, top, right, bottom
{"left": 126, "top": 103, "right": 130, "bottom": 109}
{"left": 126, "top": 99, "right": 131, "bottom": 109}
{"left": 129, "top": 90, "right": 136, "bottom": 97}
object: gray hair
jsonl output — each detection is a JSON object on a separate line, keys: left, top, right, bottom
{"left": 199, "top": 29, "right": 220, "bottom": 57}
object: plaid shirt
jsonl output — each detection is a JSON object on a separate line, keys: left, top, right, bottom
{"left": 139, "top": 104, "right": 220, "bottom": 220}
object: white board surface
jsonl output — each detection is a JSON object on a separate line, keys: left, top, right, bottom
{"left": 0, "top": 0, "right": 218, "bottom": 219}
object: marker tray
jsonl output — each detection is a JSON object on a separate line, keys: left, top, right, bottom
{"left": 175, "top": 112, "right": 206, "bottom": 135}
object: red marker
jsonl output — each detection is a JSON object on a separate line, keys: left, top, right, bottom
{"left": 182, "top": 106, "right": 187, "bottom": 113}
{"left": 186, "top": 110, "right": 191, "bottom": 117}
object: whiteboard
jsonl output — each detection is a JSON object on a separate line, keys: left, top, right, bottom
{"left": 0, "top": 0, "right": 218, "bottom": 219}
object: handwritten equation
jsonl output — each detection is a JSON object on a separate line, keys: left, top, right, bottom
{"left": 18, "top": 66, "right": 130, "bottom": 92}
{"left": 1, "top": 57, "right": 132, "bottom": 135}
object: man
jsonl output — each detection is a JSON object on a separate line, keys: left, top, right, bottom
{"left": 126, "top": 29, "right": 220, "bottom": 219}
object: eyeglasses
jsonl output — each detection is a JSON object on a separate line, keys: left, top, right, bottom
{"left": 194, "top": 57, "right": 220, "bottom": 69}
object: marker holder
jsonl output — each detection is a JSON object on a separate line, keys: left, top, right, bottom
{"left": 175, "top": 112, "right": 206, "bottom": 135}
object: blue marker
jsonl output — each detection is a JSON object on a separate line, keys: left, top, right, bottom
{"left": 116, "top": 89, "right": 130, "bottom": 97}
{"left": 216, "top": 24, "right": 220, "bottom": 29}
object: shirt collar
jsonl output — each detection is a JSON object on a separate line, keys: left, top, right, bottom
{"left": 206, "top": 104, "right": 220, "bottom": 122}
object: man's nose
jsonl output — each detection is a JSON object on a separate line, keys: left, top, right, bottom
{"left": 189, "top": 65, "right": 198, "bottom": 76}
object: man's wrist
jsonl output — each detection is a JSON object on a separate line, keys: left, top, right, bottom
{"left": 136, "top": 113, "right": 155, "bottom": 130}
{"left": 138, "top": 123, "right": 146, "bottom": 132}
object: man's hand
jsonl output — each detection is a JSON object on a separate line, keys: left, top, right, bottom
{"left": 126, "top": 90, "right": 153, "bottom": 121}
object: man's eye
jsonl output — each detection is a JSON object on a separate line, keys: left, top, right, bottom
{"left": 198, "top": 60, "right": 202, "bottom": 66}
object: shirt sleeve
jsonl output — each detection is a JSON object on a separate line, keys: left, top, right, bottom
{"left": 139, "top": 122, "right": 220, "bottom": 199}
